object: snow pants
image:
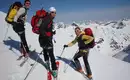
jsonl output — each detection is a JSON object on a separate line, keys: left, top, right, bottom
{"left": 73, "top": 49, "right": 92, "bottom": 75}
{"left": 39, "top": 36, "right": 57, "bottom": 70}
{"left": 12, "top": 23, "right": 29, "bottom": 53}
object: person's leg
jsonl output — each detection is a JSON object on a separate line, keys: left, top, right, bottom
{"left": 39, "top": 37, "right": 56, "bottom": 70}
{"left": 73, "top": 51, "right": 83, "bottom": 71}
{"left": 43, "top": 49, "right": 49, "bottom": 62}
{"left": 42, "top": 48, "right": 50, "bottom": 69}
{"left": 48, "top": 47, "right": 57, "bottom": 70}
{"left": 43, "top": 38, "right": 57, "bottom": 70}
{"left": 18, "top": 32, "right": 29, "bottom": 53}
{"left": 12, "top": 23, "right": 29, "bottom": 53}
{"left": 20, "top": 42, "right": 26, "bottom": 57}
{"left": 83, "top": 51, "right": 92, "bottom": 78}
{"left": 47, "top": 47, "right": 57, "bottom": 77}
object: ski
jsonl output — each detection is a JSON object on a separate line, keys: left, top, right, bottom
{"left": 23, "top": 51, "right": 44, "bottom": 80}
{"left": 23, "top": 59, "right": 38, "bottom": 80}
{"left": 19, "top": 49, "right": 36, "bottom": 67}
{"left": 75, "top": 68, "right": 93, "bottom": 80}
{"left": 19, "top": 57, "right": 29, "bottom": 67}
{"left": 17, "top": 55, "right": 23, "bottom": 60}
{"left": 69, "top": 60, "right": 92, "bottom": 80}
{"left": 78, "top": 71, "right": 89, "bottom": 80}
{"left": 18, "top": 47, "right": 29, "bottom": 67}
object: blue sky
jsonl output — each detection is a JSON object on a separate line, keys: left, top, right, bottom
{"left": 0, "top": 0, "right": 130, "bottom": 23}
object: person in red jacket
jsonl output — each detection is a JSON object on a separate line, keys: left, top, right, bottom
{"left": 38, "top": 7, "right": 57, "bottom": 77}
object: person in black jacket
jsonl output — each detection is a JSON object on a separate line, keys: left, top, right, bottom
{"left": 12, "top": 0, "right": 31, "bottom": 58}
{"left": 39, "top": 7, "right": 57, "bottom": 77}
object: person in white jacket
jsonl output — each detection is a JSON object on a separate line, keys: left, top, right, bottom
{"left": 12, "top": 0, "right": 31, "bottom": 58}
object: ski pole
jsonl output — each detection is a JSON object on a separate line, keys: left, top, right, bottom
{"left": 63, "top": 49, "right": 78, "bottom": 73}
{"left": 59, "top": 47, "right": 65, "bottom": 57}
{"left": 63, "top": 58, "right": 73, "bottom": 73}
{"left": 24, "top": 51, "right": 43, "bottom": 80}
{"left": 24, "top": 58, "right": 38, "bottom": 80}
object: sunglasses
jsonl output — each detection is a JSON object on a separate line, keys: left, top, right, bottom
{"left": 51, "top": 12, "right": 56, "bottom": 14}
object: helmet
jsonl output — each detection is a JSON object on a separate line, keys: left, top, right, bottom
{"left": 49, "top": 7, "right": 56, "bottom": 12}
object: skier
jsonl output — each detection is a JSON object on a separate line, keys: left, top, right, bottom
{"left": 12, "top": 0, "right": 31, "bottom": 58}
{"left": 64, "top": 27, "right": 94, "bottom": 79}
{"left": 38, "top": 7, "right": 57, "bottom": 77}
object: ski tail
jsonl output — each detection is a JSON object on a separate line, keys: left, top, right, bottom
{"left": 47, "top": 61, "right": 52, "bottom": 80}
{"left": 47, "top": 71, "right": 52, "bottom": 80}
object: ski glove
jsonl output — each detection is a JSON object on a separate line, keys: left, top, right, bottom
{"left": 64, "top": 45, "right": 68, "bottom": 48}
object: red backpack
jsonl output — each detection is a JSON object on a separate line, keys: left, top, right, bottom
{"left": 31, "top": 9, "right": 47, "bottom": 34}
{"left": 84, "top": 28, "right": 95, "bottom": 48}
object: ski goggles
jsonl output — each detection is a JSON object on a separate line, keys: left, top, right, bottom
{"left": 51, "top": 12, "right": 56, "bottom": 14}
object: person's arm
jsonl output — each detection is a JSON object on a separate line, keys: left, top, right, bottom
{"left": 14, "top": 8, "right": 25, "bottom": 22}
{"left": 67, "top": 37, "right": 78, "bottom": 47}
{"left": 82, "top": 35, "right": 94, "bottom": 44}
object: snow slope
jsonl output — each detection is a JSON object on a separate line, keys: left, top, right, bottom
{"left": 0, "top": 11, "right": 130, "bottom": 80}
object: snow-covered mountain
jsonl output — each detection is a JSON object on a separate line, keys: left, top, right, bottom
{"left": 1, "top": 11, "right": 130, "bottom": 80}
{"left": 55, "top": 19, "right": 130, "bottom": 62}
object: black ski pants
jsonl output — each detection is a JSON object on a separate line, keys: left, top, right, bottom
{"left": 39, "top": 36, "right": 57, "bottom": 70}
{"left": 12, "top": 23, "right": 29, "bottom": 53}
{"left": 73, "top": 49, "right": 92, "bottom": 75}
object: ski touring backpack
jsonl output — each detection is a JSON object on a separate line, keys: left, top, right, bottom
{"left": 5, "top": 1, "right": 23, "bottom": 24}
{"left": 31, "top": 9, "right": 47, "bottom": 34}
{"left": 84, "top": 28, "right": 95, "bottom": 48}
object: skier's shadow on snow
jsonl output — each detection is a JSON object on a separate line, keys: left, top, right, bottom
{"left": 3, "top": 37, "right": 20, "bottom": 51}
{"left": 3, "top": 37, "right": 46, "bottom": 66}
{"left": 3, "top": 37, "right": 21, "bottom": 56}
{"left": 56, "top": 56, "right": 76, "bottom": 70}
{"left": 28, "top": 51, "right": 46, "bottom": 66}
